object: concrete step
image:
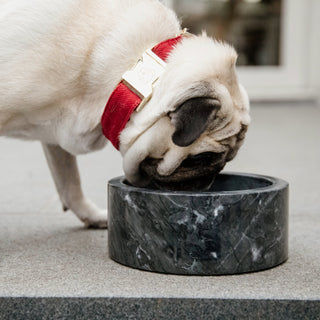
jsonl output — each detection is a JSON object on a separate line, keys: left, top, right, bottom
{"left": 0, "top": 188, "right": 319, "bottom": 319}
{"left": 1, "top": 297, "right": 319, "bottom": 320}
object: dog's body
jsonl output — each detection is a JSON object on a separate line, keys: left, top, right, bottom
{"left": 0, "top": 0, "right": 250, "bottom": 227}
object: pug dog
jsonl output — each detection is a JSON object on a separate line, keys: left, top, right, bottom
{"left": 0, "top": 0, "right": 250, "bottom": 228}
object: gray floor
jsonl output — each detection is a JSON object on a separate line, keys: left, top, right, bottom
{"left": 0, "top": 103, "right": 320, "bottom": 316}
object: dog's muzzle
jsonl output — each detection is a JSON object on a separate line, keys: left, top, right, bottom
{"left": 140, "top": 151, "right": 226, "bottom": 191}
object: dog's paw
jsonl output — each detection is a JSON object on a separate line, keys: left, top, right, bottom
{"left": 65, "top": 197, "right": 108, "bottom": 229}
{"left": 83, "top": 210, "right": 108, "bottom": 229}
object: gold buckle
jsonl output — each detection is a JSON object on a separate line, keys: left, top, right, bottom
{"left": 122, "top": 49, "right": 166, "bottom": 112}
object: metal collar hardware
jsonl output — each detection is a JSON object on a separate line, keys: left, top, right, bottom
{"left": 122, "top": 49, "right": 166, "bottom": 112}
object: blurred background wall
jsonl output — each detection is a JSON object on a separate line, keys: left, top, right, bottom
{"left": 162, "top": 0, "right": 320, "bottom": 102}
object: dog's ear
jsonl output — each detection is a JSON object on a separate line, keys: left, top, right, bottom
{"left": 170, "top": 97, "right": 220, "bottom": 147}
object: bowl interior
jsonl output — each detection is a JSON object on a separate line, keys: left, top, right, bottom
{"left": 122, "top": 173, "right": 273, "bottom": 193}
{"left": 208, "top": 174, "right": 272, "bottom": 192}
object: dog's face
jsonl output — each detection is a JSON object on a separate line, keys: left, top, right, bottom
{"left": 120, "top": 35, "right": 250, "bottom": 190}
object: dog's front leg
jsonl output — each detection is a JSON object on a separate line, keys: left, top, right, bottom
{"left": 42, "top": 143, "right": 108, "bottom": 228}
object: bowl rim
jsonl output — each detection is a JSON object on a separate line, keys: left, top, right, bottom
{"left": 108, "top": 172, "right": 289, "bottom": 196}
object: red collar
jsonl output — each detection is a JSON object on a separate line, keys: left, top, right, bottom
{"left": 101, "top": 35, "right": 183, "bottom": 150}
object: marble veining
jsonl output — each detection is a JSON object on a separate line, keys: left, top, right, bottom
{"left": 108, "top": 173, "right": 289, "bottom": 275}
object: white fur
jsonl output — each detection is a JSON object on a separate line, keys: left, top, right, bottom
{"left": 0, "top": 0, "right": 250, "bottom": 227}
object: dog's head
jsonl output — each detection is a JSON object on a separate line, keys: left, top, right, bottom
{"left": 119, "top": 34, "right": 250, "bottom": 190}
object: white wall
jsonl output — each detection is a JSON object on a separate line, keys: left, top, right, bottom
{"left": 238, "top": 0, "right": 319, "bottom": 102}
{"left": 309, "top": 0, "right": 320, "bottom": 102}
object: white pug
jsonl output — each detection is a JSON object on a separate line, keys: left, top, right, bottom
{"left": 0, "top": 0, "right": 250, "bottom": 228}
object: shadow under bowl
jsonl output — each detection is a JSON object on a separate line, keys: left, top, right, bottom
{"left": 108, "top": 172, "right": 289, "bottom": 275}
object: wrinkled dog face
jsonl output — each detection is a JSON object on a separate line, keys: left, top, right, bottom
{"left": 139, "top": 97, "right": 248, "bottom": 190}
{"left": 120, "top": 35, "right": 250, "bottom": 191}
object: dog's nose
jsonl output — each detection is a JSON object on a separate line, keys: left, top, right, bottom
{"left": 181, "top": 152, "right": 219, "bottom": 168}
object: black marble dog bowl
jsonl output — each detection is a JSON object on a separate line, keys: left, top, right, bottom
{"left": 108, "top": 172, "right": 289, "bottom": 275}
